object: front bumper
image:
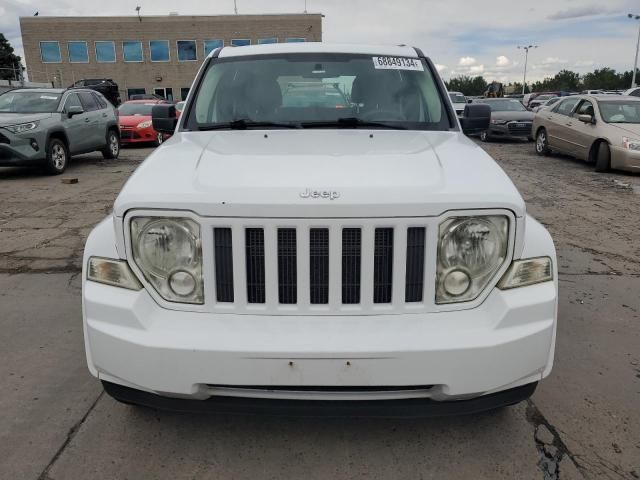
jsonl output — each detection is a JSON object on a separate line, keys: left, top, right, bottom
{"left": 119, "top": 126, "right": 158, "bottom": 144}
{"left": 85, "top": 278, "right": 556, "bottom": 400}
{"left": 611, "top": 145, "right": 640, "bottom": 172}
{"left": 0, "top": 129, "right": 46, "bottom": 166}
{"left": 488, "top": 122, "right": 533, "bottom": 139}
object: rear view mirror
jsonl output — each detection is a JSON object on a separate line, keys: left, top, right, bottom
{"left": 578, "top": 114, "right": 594, "bottom": 124}
{"left": 152, "top": 104, "right": 178, "bottom": 134}
{"left": 460, "top": 104, "right": 491, "bottom": 134}
{"left": 67, "top": 105, "right": 84, "bottom": 118}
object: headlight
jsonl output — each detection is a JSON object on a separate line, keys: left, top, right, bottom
{"left": 436, "top": 215, "right": 509, "bottom": 304}
{"left": 4, "top": 121, "right": 39, "bottom": 134}
{"left": 491, "top": 119, "right": 507, "bottom": 125}
{"left": 130, "top": 217, "right": 203, "bottom": 304}
{"left": 622, "top": 137, "right": 640, "bottom": 151}
{"left": 137, "top": 120, "right": 152, "bottom": 129}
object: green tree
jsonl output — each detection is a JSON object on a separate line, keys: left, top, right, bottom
{"left": 582, "top": 68, "right": 621, "bottom": 90}
{"left": 445, "top": 75, "right": 487, "bottom": 96}
{"left": 0, "top": 33, "right": 23, "bottom": 81}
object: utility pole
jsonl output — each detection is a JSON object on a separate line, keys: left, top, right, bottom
{"left": 234, "top": 0, "right": 238, "bottom": 14}
{"left": 517, "top": 45, "right": 538, "bottom": 95}
{"left": 304, "top": 0, "right": 308, "bottom": 13}
{"left": 629, "top": 14, "right": 640, "bottom": 88}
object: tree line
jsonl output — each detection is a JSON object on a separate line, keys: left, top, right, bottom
{"left": 445, "top": 68, "right": 639, "bottom": 95}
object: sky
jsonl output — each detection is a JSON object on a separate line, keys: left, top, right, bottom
{"left": 1, "top": 0, "right": 640, "bottom": 83}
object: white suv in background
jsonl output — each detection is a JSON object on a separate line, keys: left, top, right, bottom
{"left": 82, "top": 43, "right": 557, "bottom": 416}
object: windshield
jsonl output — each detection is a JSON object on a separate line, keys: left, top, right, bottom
{"left": 598, "top": 101, "right": 640, "bottom": 124}
{"left": 118, "top": 103, "right": 155, "bottom": 116}
{"left": 449, "top": 93, "right": 466, "bottom": 104}
{"left": 189, "top": 53, "right": 450, "bottom": 130}
{"left": 478, "top": 99, "right": 527, "bottom": 112}
{"left": 0, "top": 91, "right": 61, "bottom": 113}
{"left": 535, "top": 95, "right": 554, "bottom": 101}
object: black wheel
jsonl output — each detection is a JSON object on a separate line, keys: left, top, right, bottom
{"left": 595, "top": 142, "right": 611, "bottom": 172}
{"left": 535, "top": 128, "right": 550, "bottom": 156}
{"left": 480, "top": 130, "right": 491, "bottom": 142}
{"left": 44, "top": 138, "right": 69, "bottom": 175}
{"left": 102, "top": 129, "right": 120, "bottom": 159}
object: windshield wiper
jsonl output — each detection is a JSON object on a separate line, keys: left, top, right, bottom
{"left": 198, "top": 119, "right": 302, "bottom": 130}
{"left": 301, "top": 117, "right": 409, "bottom": 130}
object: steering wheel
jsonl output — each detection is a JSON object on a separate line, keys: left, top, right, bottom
{"left": 359, "top": 109, "right": 405, "bottom": 121}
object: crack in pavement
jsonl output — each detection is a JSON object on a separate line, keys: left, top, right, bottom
{"left": 526, "top": 400, "right": 637, "bottom": 480}
{"left": 526, "top": 399, "right": 584, "bottom": 480}
{"left": 36, "top": 391, "right": 104, "bottom": 480}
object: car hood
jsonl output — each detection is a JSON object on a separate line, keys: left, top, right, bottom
{"left": 114, "top": 130, "right": 525, "bottom": 218}
{"left": 0, "top": 113, "right": 53, "bottom": 127}
{"left": 491, "top": 111, "right": 535, "bottom": 122}
{"left": 610, "top": 123, "right": 640, "bottom": 136}
{"left": 119, "top": 115, "right": 151, "bottom": 127}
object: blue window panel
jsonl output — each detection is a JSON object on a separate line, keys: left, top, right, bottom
{"left": 258, "top": 38, "right": 278, "bottom": 45}
{"left": 231, "top": 39, "right": 251, "bottom": 47}
{"left": 68, "top": 41, "right": 88, "bottom": 63}
{"left": 285, "top": 38, "right": 306, "bottom": 43}
{"left": 204, "top": 39, "right": 223, "bottom": 57}
{"left": 150, "top": 40, "right": 170, "bottom": 62}
{"left": 177, "top": 41, "right": 197, "bottom": 61}
{"left": 40, "top": 42, "right": 61, "bottom": 63}
{"left": 95, "top": 41, "right": 116, "bottom": 63}
{"left": 123, "top": 41, "right": 143, "bottom": 62}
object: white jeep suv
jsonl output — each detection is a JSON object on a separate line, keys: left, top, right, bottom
{"left": 82, "top": 43, "right": 557, "bottom": 416}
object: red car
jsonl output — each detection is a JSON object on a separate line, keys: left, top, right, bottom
{"left": 117, "top": 100, "right": 169, "bottom": 146}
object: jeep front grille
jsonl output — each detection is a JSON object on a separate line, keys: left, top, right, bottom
{"left": 210, "top": 220, "right": 429, "bottom": 313}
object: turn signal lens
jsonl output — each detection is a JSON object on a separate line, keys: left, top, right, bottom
{"left": 87, "top": 257, "right": 142, "bottom": 290}
{"left": 498, "top": 257, "right": 553, "bottom": 290}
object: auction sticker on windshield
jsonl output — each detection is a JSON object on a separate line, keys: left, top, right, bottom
{"left": 372, "top": 56, "right": 424, "bottom": 71}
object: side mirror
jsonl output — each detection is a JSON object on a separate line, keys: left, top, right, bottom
{"left": 67, "top": 105, "right": 84, "bottom": 118}
{"left": 460, "top": 103, "right": 491, "bottom": 134}
{"left": 152, "top": 104, "right": 178, "bottom": 134}
{"left": 578, "top": 114, "right": 594, "bottom": 124}
{"left": 467, "top": 99, "right": 473, "bottom": 104}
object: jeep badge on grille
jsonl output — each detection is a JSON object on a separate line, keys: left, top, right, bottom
{"left": 300, "top": 188, "right": 340, "bottom": 200}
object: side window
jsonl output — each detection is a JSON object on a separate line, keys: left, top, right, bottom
{"left": 64, "top": 93, "right": 82, "bottom": 112}
{"left": 554, "top": 98, "right": 579, "bottom": 116}
{"left": 78, "top": 91, "right": 99, "bottom": 112}
{"left": 575, "top": 100, "right": 594, "bottom": 116}
{"left": 630, "top": 89, "right": 640, "bottom": 98}
{"left": 93, "top": 93, "right": 108, "bottom": 109}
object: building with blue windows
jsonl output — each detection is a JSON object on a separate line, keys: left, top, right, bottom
{"left": 20, "top": 13, "right": 322, "bottom": 102}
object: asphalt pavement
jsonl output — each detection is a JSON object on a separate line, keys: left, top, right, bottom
{"left": 0, "top": 141, "right": 638, "bottom": 480}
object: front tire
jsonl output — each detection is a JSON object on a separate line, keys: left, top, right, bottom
{"left": 101, "top": 129, "right": 120, "bottom": 159}
{"left": 480, "top": 130, "right": 491, "bottom": 142}
{"left": 595, "top": 142, "right": 611, "bottom": 172}
{"left": 154, "top": 132, "right": 164, "bottom": 147}
{"left": 44, "top": 138, "right": 69, "bottom": 175}
{"left": 535, "top": 128, "right": 550, "bottom": 156}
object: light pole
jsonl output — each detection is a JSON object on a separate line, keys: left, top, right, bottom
{"left": 629, "top": 14, "right": 640, "bottom": 88}
{"left": 517, "top": 45, "right": 538, "bottom": 94}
